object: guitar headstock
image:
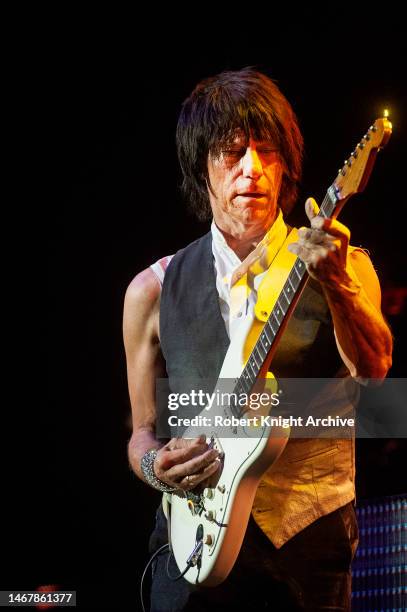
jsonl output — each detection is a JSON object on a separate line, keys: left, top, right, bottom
{"left": 334, "top": 117, "right": 392, "bottom": 200}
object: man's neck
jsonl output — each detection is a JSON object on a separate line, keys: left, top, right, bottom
{"left": 213, "top": 211, "right": 278, "bottom": 261}
{"left": 219, "top": 230, "right": 266, "bottom": 260}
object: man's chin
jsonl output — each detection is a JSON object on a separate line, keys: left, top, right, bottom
{"left": 238, "top": 207, "right": 269, "bottom": 225}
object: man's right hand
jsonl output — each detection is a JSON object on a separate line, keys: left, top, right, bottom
{"left": 154, "top": 435, "right": 221, "bottom": 491}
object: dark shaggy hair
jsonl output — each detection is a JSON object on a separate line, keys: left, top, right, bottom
{"left": 176, "top": 67, "right": 304, "bottom": 221}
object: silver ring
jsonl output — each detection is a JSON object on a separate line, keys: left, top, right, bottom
{"left": 185, "top": 475, "right": 190, "bottom": 483}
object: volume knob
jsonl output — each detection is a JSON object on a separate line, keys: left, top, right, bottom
{"left": 205, "top": 534, "right": 215, "bottom": 546}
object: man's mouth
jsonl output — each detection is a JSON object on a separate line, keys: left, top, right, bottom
{"left": 239, "top": 192, "right": 266, "bottom": 198}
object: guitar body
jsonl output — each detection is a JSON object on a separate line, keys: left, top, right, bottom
{"left": 169, "top": 311, "right": 289, "bottom": 586}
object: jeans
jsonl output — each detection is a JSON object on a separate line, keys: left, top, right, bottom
{"left": 148, "top": 502, "right": 358, "bottom": 611}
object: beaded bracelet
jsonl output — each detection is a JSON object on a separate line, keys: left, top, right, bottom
{"left": 140, "top": 448, "right": 177, "bottom": 493}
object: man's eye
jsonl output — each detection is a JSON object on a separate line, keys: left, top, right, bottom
{"left": 222, "top": 148, "right": 245, "bottom": 157}
{"left": 258, "top": 147, "right": 277, "bottom": 154}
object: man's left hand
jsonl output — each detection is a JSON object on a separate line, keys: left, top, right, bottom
{"left": 287, "top": 197, "right": 351, "bottom": 287}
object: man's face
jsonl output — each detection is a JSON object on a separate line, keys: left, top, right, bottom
{"left": 207, "top": 130, "right": 284, "bottom": 232}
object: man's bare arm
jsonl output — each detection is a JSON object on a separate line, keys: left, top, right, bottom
{"left": 324, "top": 248, "right": 392, "bottom": 380}
{"left": 123, "top": 268, "right": 221, "bottom": 489}
{"left": 123, "top": 268, "right": 165, "bottom": 480}
{"left": 288, "top": 198, "right": 393, "bottom": 380}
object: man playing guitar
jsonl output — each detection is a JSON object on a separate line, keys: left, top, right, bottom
{"left": 124, "top": 68, "right": 392, "bottom": 611}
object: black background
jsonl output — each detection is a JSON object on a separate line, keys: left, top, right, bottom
{"left": 13, "top": 16, "right": 407, "bottom": 610}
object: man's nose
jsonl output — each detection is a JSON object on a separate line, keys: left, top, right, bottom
{"left": 241, "top": 147, "right": 262, "bottom": 178}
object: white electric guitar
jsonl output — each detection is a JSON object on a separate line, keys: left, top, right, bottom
{"left": 168, "top": 118, "right": 392, "bottom": 586}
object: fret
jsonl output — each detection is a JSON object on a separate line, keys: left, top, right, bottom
{"left": 295, "top": 260, "right": 305, "bottom": 275}
{"left": 287, "top": 274, "right": 296, "bottom": 292}
{"left": 239, "top": 375, "right": 250, "bottom": 395}
{"left": 278, "top": 291, "right": 290, "bottom": 312}
{"left": 292, "top": 260, "right": 305, "bottom": 280}
{"left": 293, "top": 263, "right": 302, "bottom": 280}
{"left": 263, "top": 326, "right": 272, "bottom": 345}
{"left": 250, "top": 351, "right": 260, "bottom": 372}
{"left": 327, "top": 184, "right": 338, "bottom": 206}
{"left": 235, "top": 379, "right": 245, "bottom": 396}
{"left": 255, "top": 342, "right": 265, "bottom": 363}
{"left": 260, "top": 331, "right": 271, "bottom": 353}
{"left": 321, "top": 187, "right": 338, "bottom": 219}
{"left": 273, "top": 307, "right": 283, "bottom": 325}
{"left": 243, "top": 367, "right": 251, "bottom": 382}
{"left": 247, "top": 359, "right": 257, "bottom": 380}
{"left": 267, "top": 319, "right": 276, "bottom": 337}
{"left": 283, "top": 284, "right": 293, "bottom": 303}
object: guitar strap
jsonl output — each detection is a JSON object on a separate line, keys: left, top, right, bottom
{"left": 230, "top": 215, "right": 299, "bottom": 323}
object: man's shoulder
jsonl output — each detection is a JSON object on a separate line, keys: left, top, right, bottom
{"left": 123, "top": 267, "right": 162, "bottom": 348}
{"left": 125, "top": 267, "right": 162, "bottom": 313}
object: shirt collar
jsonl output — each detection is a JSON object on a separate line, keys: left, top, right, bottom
{"left": 210, "top": 208, "right": 287, "bottom": 282}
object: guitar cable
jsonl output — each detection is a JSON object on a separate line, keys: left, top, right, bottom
{"left": 165, "top": 498, "right": 201, "bottom": 581}
{"left": 140, "top": 502, "right": 201, "bottom": 611}
{"left": 140, "top": 543, "right": 170, "bottom": 612}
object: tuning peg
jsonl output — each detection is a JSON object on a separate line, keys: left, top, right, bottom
{"left": 371, "top": 125, "right": 378, "bottom": 132}
{"left": 364, "top": 133, "right": 371, "bottom": 141}
{"left": 358, "top": 142, "right": 365, "bottom": 149}
{"left": 352, "top": 150, "right": 358, "bottom": 158}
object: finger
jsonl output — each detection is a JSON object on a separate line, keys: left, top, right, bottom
{"left": 298, "top": 227, "right": 334, "bottom": 246}
{"left": 179, "top": 459, "right": 221, "bottom": 490}
{"left": 299, "top": 233, "right": 339, "bottom": 254}
{"left": 165, "top": 436, "right": 208, "bottom": 456}
{"left": 310, "top": 216, "right": 351, "bottom": 245}
{"left": 166, "top": 448, "right": 219, "bottom": 482}
{"left": 288, "top": 242, "right": 331, "bottom": 265}
{"left": 157, "top": 442, "right": 210, "bottom": 471}
{"left": 305, "top": 197, "right": 320, "bottom": 223}
{"left": 166, "top": 434, "right": 207, "bottom": 451}
{"left": 287, "top": 242, "right": 313, "bottom": 263}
